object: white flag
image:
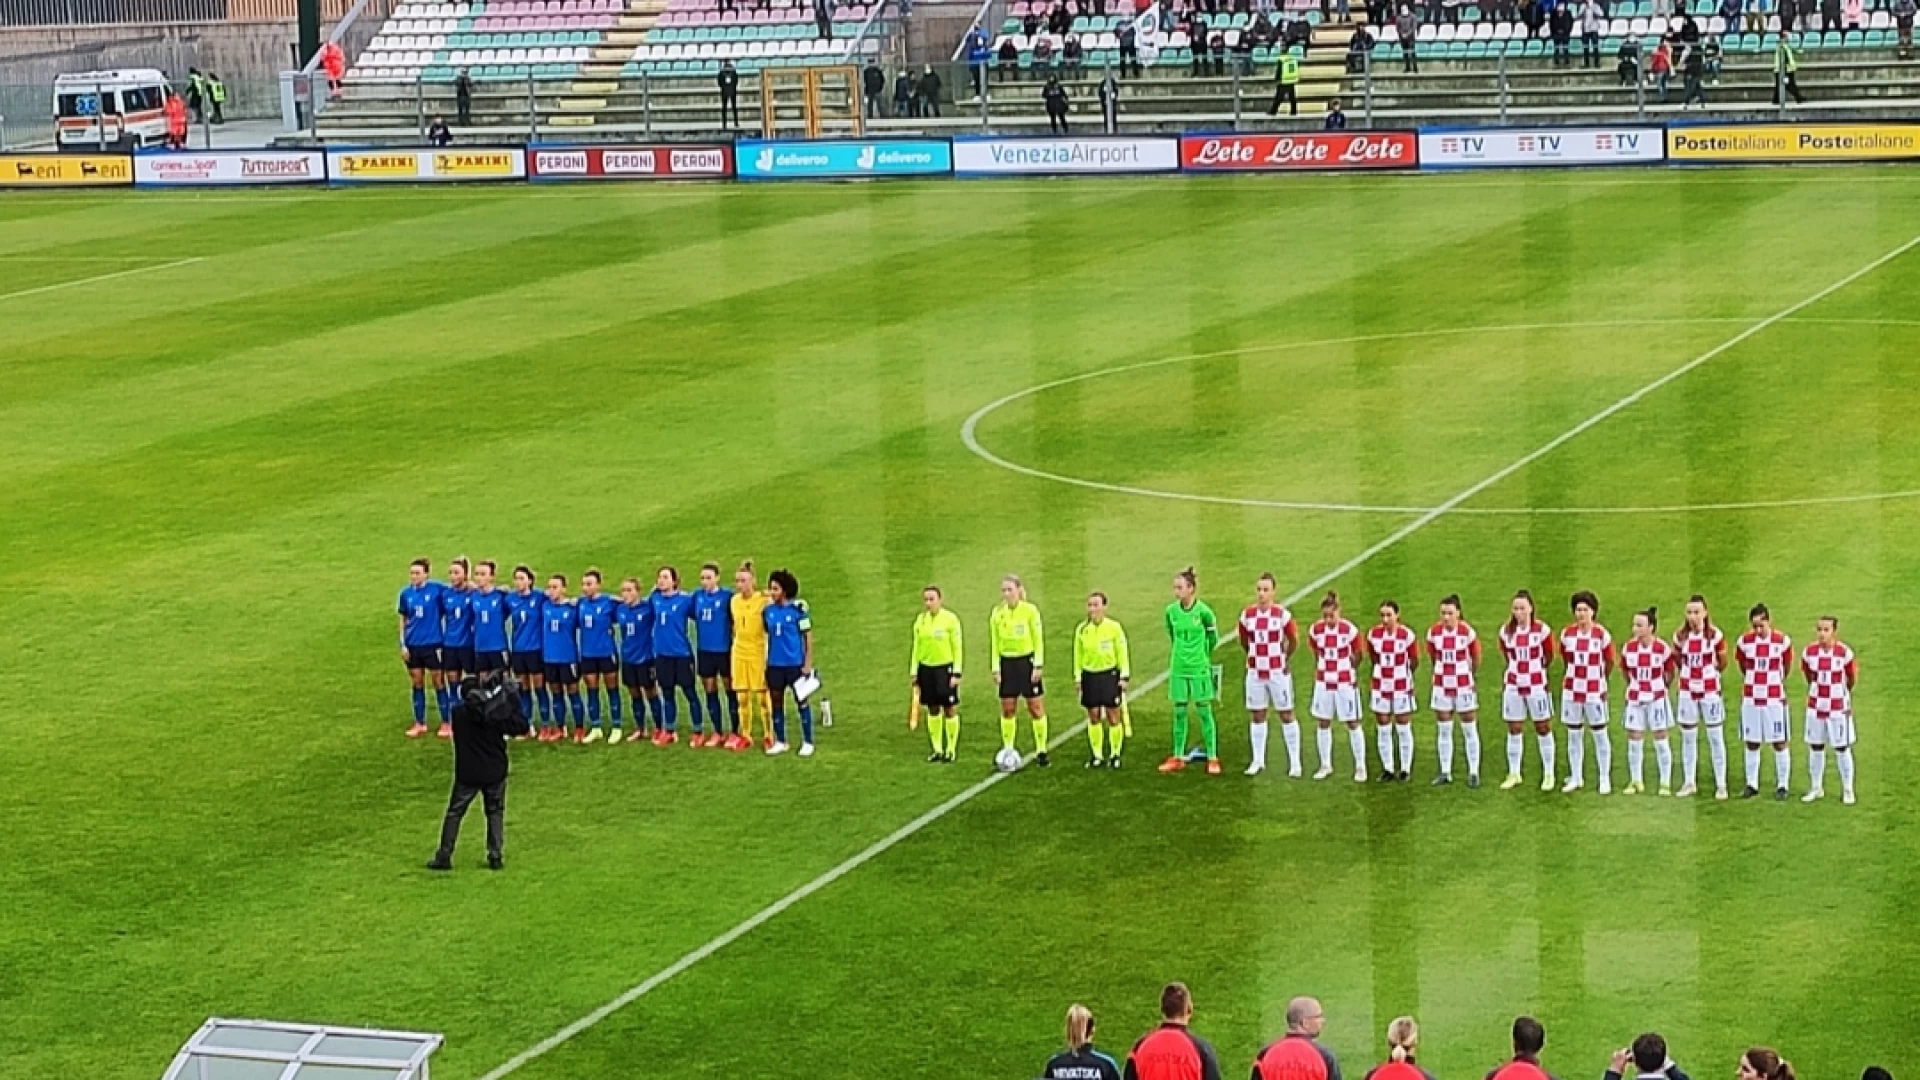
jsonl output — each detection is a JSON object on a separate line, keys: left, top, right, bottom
{"left": 1134, "top": 2, "right": 1162, "bottom": 64}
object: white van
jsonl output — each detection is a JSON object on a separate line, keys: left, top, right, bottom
{"left": 55, "top": 69, "right": 172, "bottom": 150}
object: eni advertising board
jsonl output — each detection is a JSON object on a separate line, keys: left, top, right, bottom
{"left": 326, "top": 147, "right": 528, "bottom": 183}
{"left": 1667, "top": 123, "right": 1920, "bottom": 162}
{"left": 0, "top": 153, "right": 133, "bottom": 187}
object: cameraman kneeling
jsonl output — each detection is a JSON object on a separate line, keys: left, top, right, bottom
{"left": 428, "top": 672, "right": 529, "bottom": 872}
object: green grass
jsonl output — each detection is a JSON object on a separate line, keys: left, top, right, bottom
{"left": 3, "top": 169, "right": 1919, "bottom": 1080}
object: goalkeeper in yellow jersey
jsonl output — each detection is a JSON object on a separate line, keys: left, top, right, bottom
{"left": 728, "top": 561, "right": 772, "bottom": 751}
{"left": 990, "top": 574, "right": 1051, "bottom": 767}
{"left": 910, "top": 586, "right": 964, "bottom": 763}
{"left": 1074, "top": 591, "right": 1130, "bottom": 769}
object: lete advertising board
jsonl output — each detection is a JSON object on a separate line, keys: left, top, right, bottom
{"left": 528, "top": 144, "right": 734, "bottom": 180}
{"left": 134, "top": 150, "right": 327, "bottom": 186}
{"left": 1180, "top": 131, "right": 1417, "bottom": 171}
{"left": 1667, "top": 122, "right": 1920, "bottom": 162}
{"left": 0, "top": 153, "right": 133, "bottom": 187}
{"left": 326, "top": 147, "right": 527, "bottom": 183}
{"left": 1418, "top": 127, "right": 1664, "bottom": 168}
{"left": 952, "top": 136, "right": 1178, "bottom": 175}
{"left": 736, "top": 139, "right": 951, "bottom": 180}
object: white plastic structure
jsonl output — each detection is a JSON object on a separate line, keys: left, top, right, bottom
{"left": 160, "top": 1018, "right": 444, "bottom": 1080}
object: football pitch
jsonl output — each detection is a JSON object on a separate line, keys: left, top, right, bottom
{"left": 5, "top": 168, "right": 1920, "bottom": 1080}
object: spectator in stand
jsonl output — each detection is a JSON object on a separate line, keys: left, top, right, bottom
{"left": 1738, "top": 1049, "right": 1795, "bottom": 1080}
{"left": 1580, "top": 0, "right": 1604, "bottom": 66}
{"left": 1703, "top": 34, "right": 1722, "bottom": 80}
{"left": 163, "top": 90, "right": 188, "bottom": 149}
{"left": 1718, "top": 0, "right": 1742, "bottom": 28}
{"left": 1324, "top": 96, "right": 1347, "bottom": 126}
{"left": 999, "top": 35, "right": 1021, "bottom": 79}
{"left": 1648, "top": 38, "right": 1673, "bottom": 100}
{"left": 1034, "top": 33, "right": 1055, "bottom": 72}
{"left": 1843, "top": 0, "right": 1862, "bottom": 28}
{"left": 1346, "top": 24, "right": 1373, "bottom": 70}
{"left": 1396, "top": 4, "right": 1419, "bottom": 71}
{"left": 1050, "top": 1, "right": 1074, "bottom": 34}
{"left": 1045, "top": 1005, "right": 1124, "bottom": 1080}
{"left": 1119, "top": 18, "right": 1142, "bottom": 75}
{"left": 1746, "top": 0, "right": 1768, "bottom": 32}
{"left": 893, "top": 66, "right": 914, "bottom": 113}
{"left": 918, "top": 64, "right": 942, "bottom": 116}
{"left": 319, "top": 40, "right": 346, "bottom": 97}
{"left": 863, "top": 57, "right": 886, "bottom": 117}
{"left": 1024, "top": 9, "right": 1042, "bottom": 35}
{"left": 1549, "top": 1, "right": 1574, "bottom": 65}
{"left": 1252, "top": 997, "right": 1340, "bottom": 1080}
{"left": 1489, "top": 1017, "right": 1555, "bottom": 1080}
{"left": 1190, "top": 13, "right": 1212, "bottom": 72}
{"left": 427, "top": 114, "right": 452, "bottom": 145}
{"left": 454, "top": 67, "right": 474, "bottom": 125}
{"left": 1043, "top": 73, "right": 1071, "bottom": 131}
{"left": 1780, "top": 0, "right": 1797, "bottom": 36}
{"left": 813, "top": 0, "right": 833, "bottom": 40}
{"left": 1098, "top": 67, "right": 1120, "bottom": 130}
{"left": 718, "top": 59, "right": 740, "bottom": 128}
{"left": 1679, "top": 12, "right": 1701, "bottom": 47}
{"left": 966, "top": 24, "right": 992, "bottom": 96}
{"left": 1251, "top": 9, "right": 1276, "bottom": 43}
{"left": 1232, "top": 28, "right": 1254, "bottom": 73}
{"left": 1364, "top": 1017, "right": 1435, "bottom": 1080}
{"left": 1819, "top": 0, "right": 1841, "bottom": 30}
{"left": 1124, "top": 983, "right": 1221, "bottom": 1080}
{"left": 1208, "top": 26, "right": 1228, "bottom": 73}
{"left": 1064, "top": 33, "right": 1085, "bottom": 71}
{"left": 1681, "top": 39, "right": 1706, "bottom": 104}
{"left": 1898, "top": 0, "right": 1917, "bottom": 57}
{"left": 1616, "top": 36, "right": 1641, "bottom": 84}
{"left": 1605, "top": 1033, "right": 1692, "bottom": 1080}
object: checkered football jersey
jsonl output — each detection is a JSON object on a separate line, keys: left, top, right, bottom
{"left": 1367, "top": 623, "right": 1418, "bottom": 697}
{"left": 1499, "top": 620, "right": 1553, "bottom": 692}
{"left": 1672, "top": 626, "right": 1726, "bottom": 699}
{"left": 1736, "top": 629, "right": 1794, "bottom": 704}
{"left": 1801, "top": 641, "right": 1856, "bottom": 715}
{"left": 1621, "top": 637, "right": 1675, "bottom": 704}
{"left": 1426, "top": 621, "right": 1480, "bottom": 693}
{"left": 1559, "top": 623, "right": 1616, "bottom": 703}
{"left": 1310, "top": 617, "right": 1360, "bottom": 689}
{"left": 1239, "top": 605, "right": 1297, "bottom": 677}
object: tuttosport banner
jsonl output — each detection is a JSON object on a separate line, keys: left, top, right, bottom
{"left": 325, "top": 147, "right": 528, "bottom": 183}
{"left": 736, "top": 139, "right": 951, "bottom": 180}
{"left": 1666, "top": 122, "right": 1920, "bottom": 163}
{"left": 1418, "top": 126, "right": 1664, "bottom": 168}
{"left": 528, "top": 143, "right": 734, "bottom": 180}
{"left": 0, "top": 152, "right": 133, "bottom": 187}
{"left": 134, "top": 149, "right": 327, "bottom": 186}
{"left": 952, "top": 136, "right": 1179, "bottom": 176}
{"left": 1180, "top": 131, "right": 1417, "bottom": 172}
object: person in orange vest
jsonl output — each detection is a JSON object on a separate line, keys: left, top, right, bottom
{"left": 319, "top": 41, "right": 347, "bottom": 97}
{"left": 163, "top": 91, "right": 188, "bottom": 149}
{"left": 1253, "top": 997, "right": 1342, "bottom": 1080}
{"left": 1489, "top": 1017, "right": 1558, "bottom": 1080}
{"left": 1364, "top": 1018, "right": 1437, "bottom": 1080}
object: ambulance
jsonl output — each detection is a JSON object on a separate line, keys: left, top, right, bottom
{"left": 54, "top": 69, "right": 172, "bottom": 150}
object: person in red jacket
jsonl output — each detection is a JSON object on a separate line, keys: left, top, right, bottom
{"left": 163, "top": 91, "right": 188, "bottom": 149}
{"left": 1254, "top": 997, "right": 1341, "bottom": 1080}
{"left": 1125, "top": 983, "right": 1221, "bottom": 1080}
{"left": 319, "top": 40, "right": 346, "bottom": 96}
{"left": 1488, "top": 1017, "right": 1557, "bottom": 1080}
{"left": 1364, "top": 1017, "right": 1437, "bottom": 1080}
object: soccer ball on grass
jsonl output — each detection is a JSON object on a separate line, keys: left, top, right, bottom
{"left": 994, "top": 747, "right": 1023, "bottom": 773}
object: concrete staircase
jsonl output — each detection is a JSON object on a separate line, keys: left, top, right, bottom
{"left": 551, "top": 0, "right": 665, "bottom": 124}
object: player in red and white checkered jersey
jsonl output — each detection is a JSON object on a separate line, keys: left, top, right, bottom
{"left": 1672, "top": 595, "right": 1730, "bottom": 800}
{"left": 1497, "top": 590, "right": 1558, "bottom": 791}
{"left": 1620, "top": 607, "right": 1677, "bottom": 796}
{"left": 1366, "top": 600, "right": 1420, "bottom": 783}
{"left": 1425, "top": 595, "right": 1483, "bottom": 788}
{"left": 1307, "top": 591, "right": 1368, "bottom": 782}
{"left": 1735, "top": 602, "right": 1795, "bottom": 800}
{"left": 1237, "top": 573, "right": 1300, "bottom": 778}
{"left": 1800, "top": 615, "right": 1858, "bottom": 805}
{"left": 1558, "top": 590, "right": 1617, "bottom": 795}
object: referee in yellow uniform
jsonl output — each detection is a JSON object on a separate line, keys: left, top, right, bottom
{"left": 990, "top": 574, "right": 1050, "bottom": 766}
{"left": 1074, "top": 591, "right": 1130, "bottom": 768}
{"left": 910, "top": 586, "right": 963, "bottom": 763}
{"left": 728, "top": 561, "right": 771, "bottom": 750}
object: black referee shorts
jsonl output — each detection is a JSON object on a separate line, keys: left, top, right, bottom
{"left": 916, "top": 663, "right": 958, "bottom": 711}
{"left": 1080, "top": 668, "right": 1122, "bottom": 710}
{"left": 997, "top": 656, "right": 1043, "bottom": 699}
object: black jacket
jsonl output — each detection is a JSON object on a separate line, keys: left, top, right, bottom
{"left": 451, "top": 676, "right": 529, "bottom": 787}
{"left": 863, "top": 64, "right": 886, "bottom": 94}
{"left": 718, "top": 67, "right": 739, "bottom": 92}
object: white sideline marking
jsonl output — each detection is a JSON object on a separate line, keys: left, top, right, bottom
{"left": 477, "top": 233, "right": 1920, "bottom": 1080}
{"left": 0, "top": 256, "right": 202, "bottom": 303}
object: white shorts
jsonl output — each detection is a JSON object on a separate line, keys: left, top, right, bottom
{"left": 1370, "top": 690, "right": 1415, "bottom": 717}
{"left": 1623, "top": 698, "right": 1672, "bottom": 734}
{"left": 1740, "top": 700, "right": 1789, "bottom": 744}
{"left": 1561, "top": 694, "right": 1609, "bottom": 727}
{"left": 1430, "top": 687, "right": 1479, "bottom": 714}
{"left": 1245, "top": 672, "right": 1295, "bottom": 713}
{"left": 1804, "top": 709, "right": 1854, "bottom": 748}
{"left": 1502, "top": 688, "right": 1553, "bottom": 722}
{"left": 1311, "top": 684, "right": 1361, "bottom": 723}
{"left": 1675, "top": 692, "right": 1726, "bottom": 727}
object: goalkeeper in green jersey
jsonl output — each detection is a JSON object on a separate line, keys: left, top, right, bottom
{"left": 1160, "top": 566, "right": 1223, "bottom": 775}
{"left": 1073, "top": 591, "right": 1130, "bottom": 769}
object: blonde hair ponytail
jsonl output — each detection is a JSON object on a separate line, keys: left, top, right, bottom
{"left": 1065, "top": 1004, "right": 1095, "bottom": 1050}
{"left": 1387, "top": 1016, "right": 1419, "bottom": 1063}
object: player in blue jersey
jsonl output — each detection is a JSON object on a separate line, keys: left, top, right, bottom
{"left": 693, "top": 562, "right": 740, "bottom": 749}
{"left": 542, "top": 573, "right": 586, "bottom": 743}
{"left": 469, "top": 561, "right": 510, "bottom": 677}
{"left": 650, "top": 566, "right": 705, "bottom": 745}
{"left": 617, "top": 577, "right": 664, "bottom": 743}
{"left": 440, "top": 556, "right": 477, "bottom": 694}
{"left": 398, "top": 558, "right": 446, "bottom": 739}
{"left": 505, "top": 565, "right": 546, "bottom": 730}
{"left": 763, "top": 568, "right": 817, "bottom": 758}
{"left": 576, "top": 569, "right": 623, "bottom": 744}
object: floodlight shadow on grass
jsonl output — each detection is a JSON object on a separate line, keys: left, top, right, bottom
{"left": 161, "top": 1018, "right": 443, "bottom": 1080}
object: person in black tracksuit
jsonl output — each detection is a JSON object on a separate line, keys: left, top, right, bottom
{"left": 428, "top": 673, "right": 529, "bottom": 871}
{"left": 1046, "top": 1005, "right": 1124, "bottom": 1080}
{"left": 1043, "top": 75, "right": 1071, "bottom": 133}
{"left": 718, "top": 60, "right": 740, "bottom": 128}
